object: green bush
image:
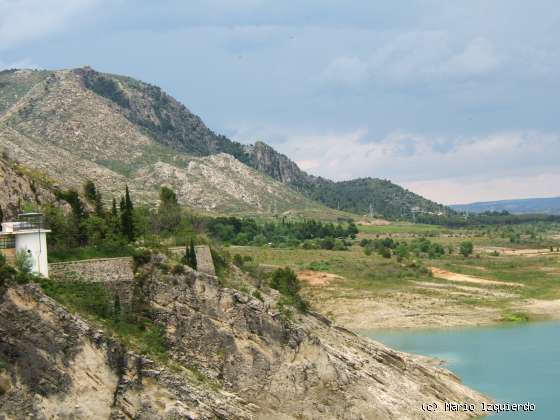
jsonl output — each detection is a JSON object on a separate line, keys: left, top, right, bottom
{"left": 233, "top": 254, "right": 244, "bottom": 268}
{"left": 460, "top": 241, "right": 474, "bottom": 257}
{"left": 270, "top": 267, "right": 309, "bottom": 313}
{"left": 171, "top": 264, "right": 185, "bottom": 274}
{"left": 132, "top": 248, "right": 152, "bottom": 272}
{"left": 38, "top": 278, "right": 168, "bottom": 361}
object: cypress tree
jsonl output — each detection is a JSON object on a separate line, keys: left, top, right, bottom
{"left": 120, "top": 186, "right": 135, "bottom": 242}
{"left": 188, "top": 238, "right": 198, "bottom": 270}
{"left": 84, "top": 180, "right": 97, "bottom": 203}
{"left": 183, "top": 243, "right": 190, "bottom": 265}
{"left": 125, "top": 185, "right": 133, "bottom": 212}
{"left": 111, "top": 197, "right": 118, "bottom": 218}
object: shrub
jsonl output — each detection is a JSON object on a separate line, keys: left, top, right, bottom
{"left": 269, "top": 267, "right": 309, "bottom": 313}
{"left": 333, "top": 239, "right": 347, "bottom": 251}
{"left": 378, "top": 246, "right": 392, "bottom": 259}
{"left": 132, "top": 248, "right": 152, "bottom": 272}
{"left": 460, "top": 241, "right": 474, "bottom": 257}
{"left": 15, "top": 250, "right": 33, "bottom": 274}
{"left": 171, "top": 264, "right": 185, "bottom": 274}
{"left": 233, "top": 254, "right": 244, "bottom": 268}
{"left": 252, "top": 290, "right": 264, "bottom": 301}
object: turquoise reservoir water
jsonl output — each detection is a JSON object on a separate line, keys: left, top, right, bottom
{"left": 365, "top": 322, "right": 560, "bottom": 419}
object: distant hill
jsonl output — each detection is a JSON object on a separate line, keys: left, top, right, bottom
{"left": 0, "top": 67, "right": 447, "bottom": 218}
{"left": 451, "top": 197, "right": 560, "bottom": 215}
{"left": 242, "top": 138, "right": 448, "bottom": 218}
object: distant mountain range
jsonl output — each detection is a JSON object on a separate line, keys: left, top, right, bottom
{"left": 0, "top": 67, "right": 447, "bottom": 218}
{"left": 451, "top": 197, "right": 560, "bottom": 215}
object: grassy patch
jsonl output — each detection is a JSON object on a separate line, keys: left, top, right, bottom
{"left": 38, "top": 279, "right": 168, "bottom": 362}
{"left": 431, "top": 255, "right": 560, "bottom": 300}
{"left": 48, "top": 244, "right": 136, "bottom": 263}
{"left": 358, "top": 223, "right": 448, "bottom": 235}
{"left": 229, "top": 245, "right": 430, "bottom": 296}
{"left": 501, "top": 312, "right": 530, "bottom": 323}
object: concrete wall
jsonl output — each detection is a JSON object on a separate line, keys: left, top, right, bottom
{"left": 15, "top": 231, "right": 49, "bottom": 277}
{"left": 194, "top": 245, "right": 216, "bottom": 276}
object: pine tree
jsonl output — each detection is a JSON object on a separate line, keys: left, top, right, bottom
{"left": 125, "top": 185, "right": 133, "bottom": 212}
{"left": 183, "top": 243, "right": 190, "bottom": 265}
{"left": 111, "top": 197, "right": 118, "bottom": 218}
{"left": 84, "top": 180, "right": 97, "bottom": 203}
{"left": 185, "top": 238, "right": 197, "bottom": 270}
{"left": 62, "top": 189, "right": 88, "bottom": 246}
{"left": 120, "top": 186, "right": 135, "bottom": 242}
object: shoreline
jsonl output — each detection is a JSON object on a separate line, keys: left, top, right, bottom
{"left": 304, "top": 289, "right": 560, "bottom": 332}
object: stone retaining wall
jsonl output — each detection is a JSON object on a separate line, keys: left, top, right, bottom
{"left": 194, "top": 245, "right": 216, "bottom": 276}
{"left": 49, "top": 257, "right": 135, "bottom": 313}
{"left": 49, "top": 257, "right": 134, "bottom": 283}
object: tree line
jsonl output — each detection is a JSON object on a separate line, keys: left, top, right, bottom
{"left": 206, "top": 216, "right": 358, "bottom": 248}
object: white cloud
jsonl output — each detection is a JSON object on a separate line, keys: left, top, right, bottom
{"left": 296, "top": 159, "right": 321, "bottom": 171}
{"left": 321, "top": 56, "right": 369, "bottom": 84}
{"left": 257, "top": 128, "right": 560, "bottom": 204}
{"left": 403, "top": 173, "right": 560, "bottom": 205}
{"left": 0, "top": 57, "right": 36, "bottom": 70}
{"left": 0, "top": 0, "right": 100, "bottom": 50}
{"left": 321, "top": 32, "right": 503, "bottom": 85}
{"left": 442, "top": 37, "right": 502, "bottom": 76}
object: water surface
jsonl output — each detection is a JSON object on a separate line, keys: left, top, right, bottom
{"left": 364, "top": 322, "right": 560, "bottom": 419}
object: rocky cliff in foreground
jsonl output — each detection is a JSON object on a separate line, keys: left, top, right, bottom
{"left": 0, "top": 258, "right": 490, "bottom": 419}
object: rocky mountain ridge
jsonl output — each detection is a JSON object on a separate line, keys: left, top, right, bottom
{"left": 0, "top": 67, "right": 446, "bottom": 218}
{"left": 0, "top": 68, "right": 328, "bottom": 216}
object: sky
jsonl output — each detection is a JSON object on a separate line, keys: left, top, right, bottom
{"left": 1, "top": 0, "right": 559, "bottom": 204}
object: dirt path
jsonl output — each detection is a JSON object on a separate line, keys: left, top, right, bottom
{"left": 356, "top": 218, "right": 391, "bottom": 226}
{"left": 430, "top": 267, "right": 523, "bottom": 287}
{"left": 479, "top": 246, "right": 560, "bottom": 257}
{"left": 297, "top": 270, "right": 344, "bottom": 286}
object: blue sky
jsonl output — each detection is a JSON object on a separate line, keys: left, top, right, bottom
{"left": 1, "top": 0, "right": 559, "bottom": 204}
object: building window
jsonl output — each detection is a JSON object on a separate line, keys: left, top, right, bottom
{"left": 0, "top": 235, "right": 16, "bottom": 249}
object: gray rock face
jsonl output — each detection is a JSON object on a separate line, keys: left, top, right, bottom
{"left": 139, "top": 264, "right": 490, "bottom": 419}
{"left": 0, "top": 262, "right": 490, "bottom": 419}
{"left": 244, "top": 141, "right": 308, "bottom": 185}
{"left": 0, "top": 157, "right": 57, "bottom": 219}
{"left": 0, "top": 284, "right": 254, "bottom": 419}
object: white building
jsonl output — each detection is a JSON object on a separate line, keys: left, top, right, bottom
{"left": 0, "top": 213, "right": 50, "bottom": 277}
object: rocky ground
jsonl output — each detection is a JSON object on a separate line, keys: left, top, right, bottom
{"left": 0, "top": 258, "right": 491, "bottom": 419}
{"left": 0, "top": 157, "right": 59, "bottom": 218}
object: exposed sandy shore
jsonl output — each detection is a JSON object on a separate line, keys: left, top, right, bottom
{"left": 300, "top": 269, "right": 560, "bottom": 331}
